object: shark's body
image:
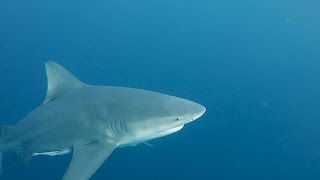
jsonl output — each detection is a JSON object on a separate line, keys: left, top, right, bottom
{"left": 0, "top": 61, "right": 206, "bottom": 180}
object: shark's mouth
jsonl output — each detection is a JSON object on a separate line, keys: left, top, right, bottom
{"left": 154, "top": 125, "right": 184, "bottom": 138}
{"left": 118, "top": 125, "right": 185, "bottom": 148}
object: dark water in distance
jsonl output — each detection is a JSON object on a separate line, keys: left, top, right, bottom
{"left": 0, "top": 0, "right": 320, "bottom": 179}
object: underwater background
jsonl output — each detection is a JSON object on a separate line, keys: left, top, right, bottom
{"left": 0, "top": 0, "right": 320, "bottom": 179}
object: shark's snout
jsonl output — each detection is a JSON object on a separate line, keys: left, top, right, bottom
{"left": 172, "top": 98, "right": 206, "bottom": 124}
{"left": 191, "top": 103, "right": 206, "bottom": 121}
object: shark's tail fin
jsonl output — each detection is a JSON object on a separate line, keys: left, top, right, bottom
{"left": 0, "top": 125, "right": 13, "bottom": 174}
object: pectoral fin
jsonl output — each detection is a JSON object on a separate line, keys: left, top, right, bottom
{"left": 62, "top": 141, "right": 116, "bottom": 180}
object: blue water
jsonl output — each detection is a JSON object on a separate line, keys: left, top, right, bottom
{"left": 1, "top": 0, "right": 320, "bottom": 179}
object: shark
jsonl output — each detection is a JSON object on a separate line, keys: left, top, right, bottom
{"left": 0, "top": 61, "right": 206, "bottom": 180}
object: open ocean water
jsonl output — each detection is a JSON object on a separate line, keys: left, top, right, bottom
{"left": 0, "top": 0, "right": 320, "bottom": 179}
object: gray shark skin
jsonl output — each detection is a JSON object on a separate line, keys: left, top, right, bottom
{"left": 0, "top": 61, "right": 206, "bottom": 180}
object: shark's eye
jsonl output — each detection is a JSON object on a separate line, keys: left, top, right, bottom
{"left": 176, "top": 116, "right": 181, "bottom": 121}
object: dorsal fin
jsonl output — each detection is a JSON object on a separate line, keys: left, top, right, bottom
{"left": 43, "top": 61, "right": 86, "bottom": 105}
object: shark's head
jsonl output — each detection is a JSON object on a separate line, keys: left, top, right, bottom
{"left": 121, "top": 90, "right": 206, "bottom": 145}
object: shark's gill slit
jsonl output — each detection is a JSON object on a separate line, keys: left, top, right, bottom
{"left": 106, "top": 122, "right": 112, "bottom": 137}
{"left": 111, "top": 119, "right": 116, "bottom": 136}
{"left": 112, "top": 119, "right": 119, "bottom": 136}
{"left": 115, "top": 119, "right": 119, "bottom": 135}
{"left": 119, "top": 119, "right": 123, "bottom": 133}
{"left": 117, "top": 119, "right": 123, "bottom": 135}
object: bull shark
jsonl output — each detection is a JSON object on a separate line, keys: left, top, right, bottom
{"left": 0, "top": 61, "right": 206, "bottom": 180}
